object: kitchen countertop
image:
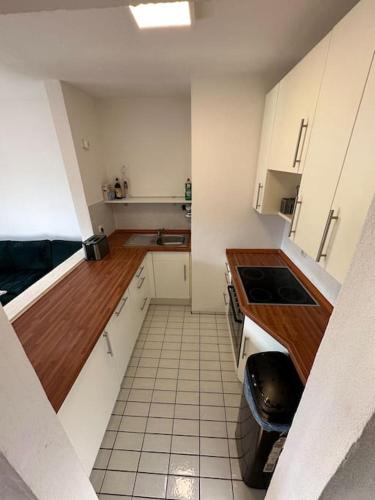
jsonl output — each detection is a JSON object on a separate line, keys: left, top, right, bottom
{"left": 12, "top": 230, "right": 190, "bottom": 412}
{"left": 226, "top": 248, "right": 333, "bottom": 383}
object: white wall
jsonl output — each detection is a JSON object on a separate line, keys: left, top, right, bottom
{"left": 0, "top": 66, "right": 81, "bottom": 240}
{"left": 61, "top": 82, "right": 107, "bottom": 206}
{"left": 191, "top": 75, "right": 285, "bottom": 312}
{"left": 281, "top": 224, "right": 341, "bottom": 304}
{"left": 0, "top": 306, "right": 97, "bottom": 499}
{"left": 267, "top": 195, "right": 375, "bottom": 500}
{"left": 98, "top": 96, "right": 191, "bottom": 197}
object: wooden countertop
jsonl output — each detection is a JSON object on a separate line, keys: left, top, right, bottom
{"left": 12, "top": 230, "right": 190, "bottom": 412}
{"left": 226, "top": 249, "right": 333, "bottom": 383}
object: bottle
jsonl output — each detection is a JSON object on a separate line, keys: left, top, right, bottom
{"left": 185, "top": 178, "right": 192, "bottom": 201}
{"left": 121, "top": 165, "right": 129, "bottom": 199}
{"left": 114, "top": 177, "right": 123, "bottom": 199}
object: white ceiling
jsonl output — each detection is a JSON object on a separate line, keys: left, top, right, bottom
{"left": 0, "top": 0, "right": 360, "bottom": 97}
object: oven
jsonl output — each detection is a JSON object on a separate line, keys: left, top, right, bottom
{"left": 227, "top": 285, "right": 245, "bottom": 366}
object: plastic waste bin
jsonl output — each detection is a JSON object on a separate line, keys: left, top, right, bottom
{"left": 235, "top": 351, "right": 304, "bottom": 489}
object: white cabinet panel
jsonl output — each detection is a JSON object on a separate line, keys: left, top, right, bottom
{"left": 253, "top": 85, "right": 279, "bottom": 212}
{"left": 237, "top": 316, "right": 287, "bottom": 383}
{"left": 293, "top": 0, "right": 375, "bottom": 259}
{"left": 269, "top": 35, "right": 329, "bottom": 174}
{"left": 321, "top": 60, "right": 375, "bottom": 282}
{"left": 58, "top": 333, "right": 119, "bottom": 475}
{"left": 153, "top": 252, "right": 190, "bottom": 299}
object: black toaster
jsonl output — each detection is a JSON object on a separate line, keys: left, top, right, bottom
{"left": 83, "top": 235, "right": 109, "bottom": 260}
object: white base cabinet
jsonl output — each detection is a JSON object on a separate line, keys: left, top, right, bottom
{"left": 57, "top": 332, "right": 119, "bottom": 475}
{"left": 152, "top": 252, "right": 190, "bottom": 299}
{"left": 58, "top": 255, "right": 151, "bottom": 475}
{"left": 237, "top": 316, "right": 287, "bottom": 383}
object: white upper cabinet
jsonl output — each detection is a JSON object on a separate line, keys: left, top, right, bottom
{"left": 268, "top": 35, "right": 330, "bottom": 174}
{"left": 253, "top": 84, "right": 279, "bottom": 212}
{"left": 319, "top": 59, "right": 375, "bottom": 282}
{"left": 293, "top": 0, "right": 375, "bottom": 260}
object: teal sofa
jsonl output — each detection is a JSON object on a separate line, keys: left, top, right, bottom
{"left": 0, "top": 239, "right": 82, "bottom": 306}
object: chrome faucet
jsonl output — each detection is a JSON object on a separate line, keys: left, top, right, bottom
{"left": 156, "top": 228, "right": 165, "bottom": 243}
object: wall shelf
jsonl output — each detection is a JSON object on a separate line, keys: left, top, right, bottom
{"left": 278, "top": 211, "right": 293, "bottom": 223}
{"left": 105, "top": 197, "right": 191, "bottom": 205}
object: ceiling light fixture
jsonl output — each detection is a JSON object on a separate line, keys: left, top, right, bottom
{"left": 129, "top": 1, "right": 192, "bottom": 29}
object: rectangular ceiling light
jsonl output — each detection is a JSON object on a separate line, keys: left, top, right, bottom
{"left": 129, "top": 1, "right": 191, "bottom": 29}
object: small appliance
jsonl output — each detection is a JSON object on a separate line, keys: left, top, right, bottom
{"left": 83, "top": 235, "right": 109, "bottom": 261}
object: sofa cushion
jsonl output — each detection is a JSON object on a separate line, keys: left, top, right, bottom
{"left": 51, "top": 240, "right": 82, "bottom": 268}
{"left": 0, "top": 270, "right": 46, "bottom": 304}
{"left": 0, "top": 241, "right": 13, "bottom": 271}
{"left": 9, "top": 240, "right": 52, "bottom": 271}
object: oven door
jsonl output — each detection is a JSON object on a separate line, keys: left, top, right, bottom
{"left": 227, "top": 285, "right": 244, "bottom": 365}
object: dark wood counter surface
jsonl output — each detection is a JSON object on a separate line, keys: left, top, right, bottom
{"left": 12, "top": 230, "right": 190, "bottom": 412}
{"left": 226, "top": 249, "right": 333, "bottom": 383}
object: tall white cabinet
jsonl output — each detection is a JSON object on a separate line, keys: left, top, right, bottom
{"left": 293, "top": 0, "right": 375, "bottom": 260}
{"left": 252, "top": 0, "right": 375, "bottom": 285}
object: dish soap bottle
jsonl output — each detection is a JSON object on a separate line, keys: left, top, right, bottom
{"left": 185, "top": 178, "right": 192, "bottom": 201}
{"left": 114, "top": 177, "right": 123, "bottom": 199}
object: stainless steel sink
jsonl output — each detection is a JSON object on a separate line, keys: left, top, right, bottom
{"left": 157, "top": 234, "right": 188, "bottom": 246}
{"left": 124, "top": 233, "right": 188, "bottom": 247}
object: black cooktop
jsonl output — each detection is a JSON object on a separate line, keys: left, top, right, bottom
{"left": 237, "top": 266, "right": 317, "bottom": 306}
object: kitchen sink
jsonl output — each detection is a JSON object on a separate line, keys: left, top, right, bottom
{"left": 157, "top": 234, "right": 188, "bottom": 246}
{"left": 124, "top": 233, "right": 188, "bottom": 247}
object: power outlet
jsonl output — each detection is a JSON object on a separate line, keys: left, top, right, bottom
{"left": 98, "top": 225, "right": 105, "bottom": 234}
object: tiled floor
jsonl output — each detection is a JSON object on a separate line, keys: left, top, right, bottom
{"left": 90, "top": 305, "right": 265, "bottom": 500}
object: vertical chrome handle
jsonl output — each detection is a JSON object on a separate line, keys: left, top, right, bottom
{"left": 137, "top": 277, "right": 146, "bottom": 289}
{"left": 316, "top": 210, "right": 339, "bottom": 262}
{"left": 223, "top": 292, "right": 229, "bottom": 306}
{"left": 225, "top": 262, "right": 230, "bottom": 273}
{"left": 224, "top": 272, "right": 230, "bottom": 285}
{"left": 103, "top": 331, "right": 113, "bottom": 356}
{"left": 288, "top": 199, "right": 302, "bottom": 237}
{"left": 292, "top": 119, "right": 308, "bottom": 168}
{"left": 242, "top": 337, "right": 248, "bottom": 359}
{"left": 136, "top": 266, "right": 144, "bottom": 278}
{"left": 255, "top": 182, "right": 263, "bottom": 209}
{"left": 115, "top": 296, "right": 128, "bottom": 316}
{"left": 141, "top": 297, "right": 148, "bottom": 311}
{"left": 184, "top": 264, "right": 187, "bottom": 282}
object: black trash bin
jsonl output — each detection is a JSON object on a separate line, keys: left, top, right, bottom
{"left": 235, "top": 351, "right": 304, "bottom": 489}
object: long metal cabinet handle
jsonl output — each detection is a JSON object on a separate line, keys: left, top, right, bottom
{"left": 225, "top": 272, "right": 230, "bottom": 285}
{"left": 137, "top": 276, "right": 146, "bottom": 289}
{"left": 288, "top": 199, "right": 302, "bottom": 237}
{"left": 141, "top": 297, "right": 148, "bottom": 311}
{"left": 242, "top": 337, "right": 248, "bottom": 359}
{"left": 136, "top": 266, "right": 144, "bottom": 278}
{"left": 115, "top": 296, "right": 128, "bottom": 316}
{"left": 255, "top": 182, "right": 263, "bottom": 209}
{"left": 316, "top": 210, "right": 339, "bottom": 262}
{"left": 103, "top": 331, "right": 113, "bottom": 356}
{"left": 292, "top": 119, "right": 308, "bottom": 168}
{"left": 225, "top": 262, "right": 230, "bottom": 273}
{"left": 223, "top": 292, "right": 229, "bottom": 306}
{"left": 184, "top": 265, "right": 187, "bottom": 282}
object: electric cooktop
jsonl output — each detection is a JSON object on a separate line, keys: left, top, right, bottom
{"left": 237, "top": 266, "right": 317, "bottom": 306}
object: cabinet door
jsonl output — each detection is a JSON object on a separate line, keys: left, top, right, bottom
{"left": 322, "top": 60, "right": 375, "bottom": 282}
{"left": 293, "top": 0, "right": 375, "bottom": 259}
{"left": 268, "top": 35, "right": 329, "bottom": 174}
{"left": 253, "top": 84, "right": 279, "bottom": 212}
{"left": 107, "top": 289, "right": 134, "bottom": 383}
{"left": 153, "top": 252, "right": 190, "bottom": 299}
{"left": 237, "top": 316, "right": 287, "bottom": 383}
{"left": 130, "top": 257, "right": 151, "bottom": 331}
{"left": 58, "top": 333, "right": 119, "bottom": 475}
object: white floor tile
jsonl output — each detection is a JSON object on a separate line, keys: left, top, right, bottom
{"left": 169, "top": 454, "right": 199, "bottom": 477}
{"left": 138, "top": 451, "right": 170, "bottom": 474}
{"left": 142, "top": 433, "right": 171, "bottom": 453}
{"left": 200, "top": 478, "right": 233, "bottom": 500}
{"left": 167, "top": 475, "right": 199, "bottom": 500}
{"left": 133, "top": 472, "right": 167, "bottom": 498}
{"left": 200, "top": 456, "right": 231, "bottom": 479}
{"left": 107, "top": 450, "right": 140, "bottom": 472}
{"left": 101, "top": 470, "right": 136, "bottom": 496}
